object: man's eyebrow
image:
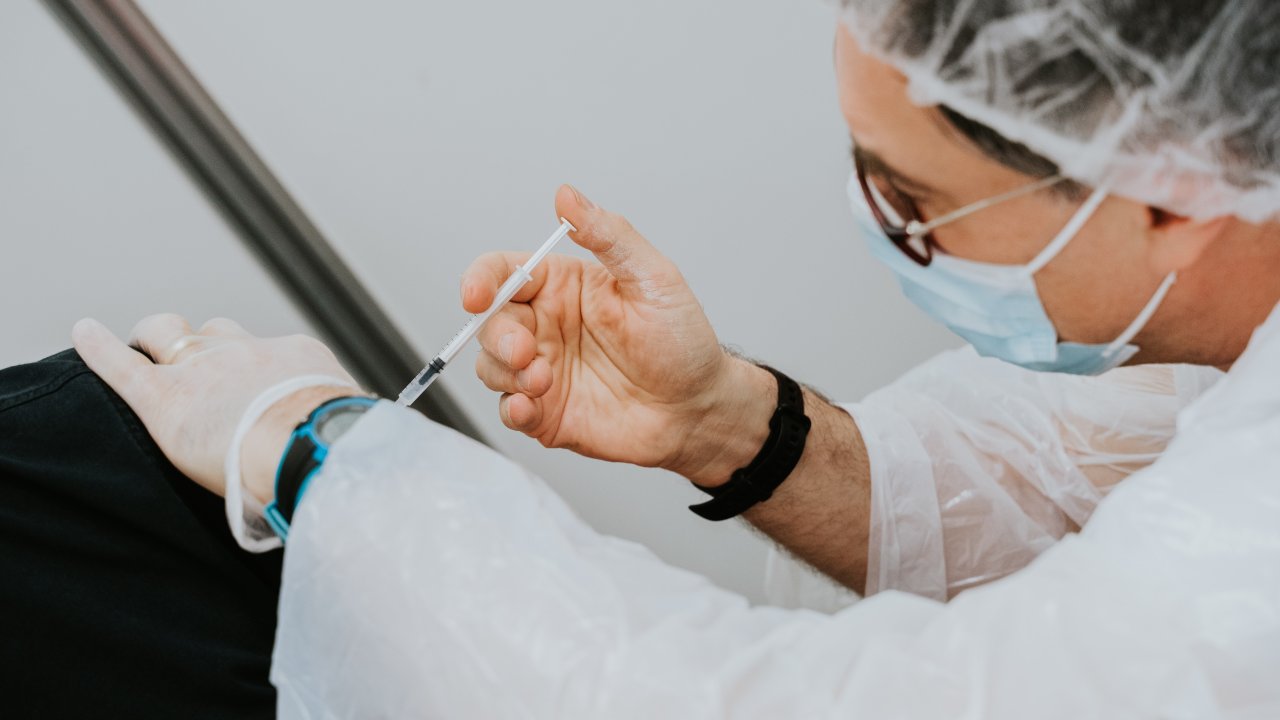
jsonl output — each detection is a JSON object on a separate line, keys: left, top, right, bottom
{"left": 850, "top": 143, "right": 936, "bottom": 197}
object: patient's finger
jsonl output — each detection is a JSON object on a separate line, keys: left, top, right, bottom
{"left": 476, "top": 352, "right": 553, "bottom": 397}
{"left": 499, "top": 392, "right": 543, "bottom": 434}
{"left": 128, "top": 313, "right": 195, "bottom": 364}
{"left": 72, "top": 318, "right": 159, "bottom": 409}
{"left": 477, "top": 305, "right": 537, "bottom": 368}
{"left": 198, "top": 317, "right": 251, "bottom": 337}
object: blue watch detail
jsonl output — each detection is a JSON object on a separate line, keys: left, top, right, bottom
{"left": 265, "top": 396, "right": 376, "bottom": 541}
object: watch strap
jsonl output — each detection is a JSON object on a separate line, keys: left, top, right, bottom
{"left": 265, "top": 396, "right": 374, "bottom": 540}
{"left": 688, "top": 366, "right": 811, "bottom": 521}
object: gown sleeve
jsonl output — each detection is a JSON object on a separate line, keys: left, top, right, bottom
{"left": 764, "top": 347, "right": 1221, "bottom": 603}
{"left": 271, "top": 332, "right": 1276, "bottom": 720}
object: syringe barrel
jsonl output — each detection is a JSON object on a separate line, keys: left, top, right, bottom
{"left": 437, "top": 265, "right": 532, "bottom": 364}
{"left": 399, "top": 219, "right": 575, "bottom": 405}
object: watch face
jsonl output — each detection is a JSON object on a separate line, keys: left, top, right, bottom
{"left": 314, "top": 405, "right": 369, "bottom": 444}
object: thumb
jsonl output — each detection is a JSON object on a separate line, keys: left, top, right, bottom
{"left": 72, "top": 318, "right": 157, "bottom": 410}
{"left": 555, "top": 184, "right": 679, "bottom": 291}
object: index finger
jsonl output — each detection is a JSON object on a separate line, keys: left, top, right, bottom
{"left": 459, "top": 251, "right": 549, "bottom": 314}
{"left": 72, "top": 318, "right": 159, "bottom": 409}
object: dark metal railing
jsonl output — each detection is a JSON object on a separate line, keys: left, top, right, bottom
{"left": 42, "top": 0, "right": 486, "bottom": 444}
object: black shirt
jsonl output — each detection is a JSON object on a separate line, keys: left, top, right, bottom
{"left": 0, "top": 349, "right": 280, "bottom": 719}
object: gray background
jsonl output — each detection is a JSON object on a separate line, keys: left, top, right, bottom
{"left": 0, "top": 0, "right": 955, "bottom": 601}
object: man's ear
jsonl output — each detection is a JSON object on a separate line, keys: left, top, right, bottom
{"left": 1145, "top": 207, "right": 1231, "bottom": 275}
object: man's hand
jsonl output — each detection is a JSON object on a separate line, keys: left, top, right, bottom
{"left": 462, "top": 185, "right": 776, "bottom": 486}
{"left": 467, "top": 186, "right": 872, "bottom": 593}
{"left": 72, "top": 315, "right": 359, "bottom": 503}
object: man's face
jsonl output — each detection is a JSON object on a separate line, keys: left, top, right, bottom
{"left": 834, "top": 24, "right": 1177, "bottom": 357}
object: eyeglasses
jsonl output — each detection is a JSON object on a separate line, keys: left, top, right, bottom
{"left": 853, "top": 148, "right": 1067, "bottom": 267}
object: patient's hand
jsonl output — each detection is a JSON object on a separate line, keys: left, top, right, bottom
{"left": 72, "top": 315, "right": 358, "bottom": 503}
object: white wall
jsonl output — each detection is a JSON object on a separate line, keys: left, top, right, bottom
{"left": 0, "top": 1, "right": 314, "bottom": 364}
{"left": 2, "top": 0, "right": 956, "bottom": 602}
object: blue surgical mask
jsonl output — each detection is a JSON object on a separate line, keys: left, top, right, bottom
{"left": 848, "top": 174, "right": 1177, "bottom": 376}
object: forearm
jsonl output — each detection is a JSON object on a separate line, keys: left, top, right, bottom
{"left": 674, "top": 358, "right": 873, "bottom": 595}
{"left": 743, "top": 390, "right": 871, "bottom": 594}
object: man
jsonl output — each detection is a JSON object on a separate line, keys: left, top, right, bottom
{"left": 454, "top": 5, "right": 1273, "bottom": 601}
{"left": 70, "top": 0, "right": 1280, "bottom": 716}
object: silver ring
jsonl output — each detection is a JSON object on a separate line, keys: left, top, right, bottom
{"left": 158, "top": 335, "right": 201, "bottom": 365}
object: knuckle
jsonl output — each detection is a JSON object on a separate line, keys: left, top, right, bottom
{"left": 120, "top": 364, "right": 157, "bottom": 404}
{"left": 151, "top": 312, "right": 189, "bottom": 329}
{"left": 614, "top": 214, "right": 636, "bottom": 235}
{"left": 129, "top": 315, "right": 159, "bottom": 339}
{"left": 304, "top": 335, "right": 327, "bottom": 353}
{"left": 131, "top": 312, "right": 188, "bottom": 339}
{"left": 475, "top": 252, "right": 507, "bottom": 279}
{"left": 596, "top": 211, "right": 636, "bottom": 243}
{"left": 200, "top": 316, "right": 236, "bottom": 333}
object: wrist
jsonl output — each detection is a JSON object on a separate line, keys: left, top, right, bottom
{"left": 242, "top": 386, "right": 362, "bottom": 505}
{"left": 665, "top": 355, "right": 776, "bottom": 488}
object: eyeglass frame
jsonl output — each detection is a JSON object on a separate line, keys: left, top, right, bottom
{"left": 853, "top": 149, "right": 1068, "bottom": 267}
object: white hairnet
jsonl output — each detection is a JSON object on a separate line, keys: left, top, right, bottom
{"left": 839, "top": 0, "right": 1280, "bottom": 222}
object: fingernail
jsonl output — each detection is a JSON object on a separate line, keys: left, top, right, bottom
{"left": 571, "top": 185, "right": 596, "bottom": 210}
{"left": 498, "top": 333, "right": 515, "bottom": 364}
{"left": 516, "top": 367, "right": 531, "bottom": 392}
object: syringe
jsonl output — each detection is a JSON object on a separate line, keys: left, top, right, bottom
{"left": 395, "top": 218, "right": 577, "bottom": 407}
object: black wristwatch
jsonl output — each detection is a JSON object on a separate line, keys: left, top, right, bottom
{"left": 688, "top": 366, "right": 811, "bottom": 521}
{"left": 264, "top": 396, "right": 377, "bottom": 540}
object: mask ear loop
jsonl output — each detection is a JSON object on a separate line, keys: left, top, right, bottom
{"left": 1102, "top": 271, "right": 1178, "bottom": 358}
{"left": 1024, "top": 184, "right": 1113, "bottom": 276}
{"left": 1017, "top": 181, "right": 1176, "bottom": 360}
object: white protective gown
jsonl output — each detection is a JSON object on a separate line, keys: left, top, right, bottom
{"left": 268, "top": 304, "right": 1280, "bottom": 719}
{"left": 765, "top": 346, "right": 1223, "bottom": 610}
